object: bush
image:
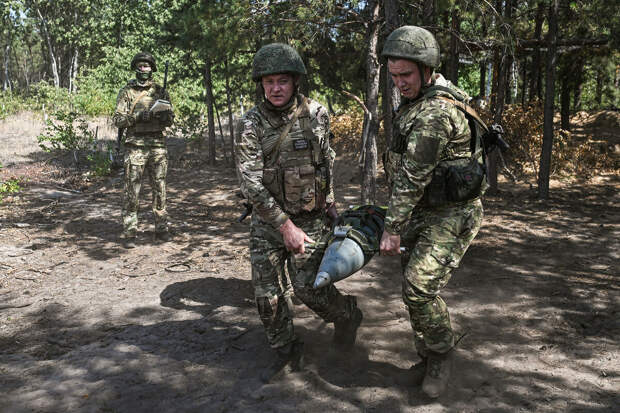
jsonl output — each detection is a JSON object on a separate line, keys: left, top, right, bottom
{"left": 37, "top": 109, "right": 96, "bottom": 153}
{"left": 87, "top": 148, "right": 113, "bottom": 177}
{"left": 0, "top": 92, "right": 30, "bottom": 120}
{"left": 330, "top": 110, "right": 364, "bottom": 156}
{"left": 493, "top": 102, "right": 618, "bottom": 180}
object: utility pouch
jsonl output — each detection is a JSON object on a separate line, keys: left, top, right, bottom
{"left": 445, "top": 158, "right": 485, "bottom": 202}
{"left": 283, "top": 165, "right": 316, "bottom": 213}
{"left": 421, "top": 167, "right": 449, "bottom": 207}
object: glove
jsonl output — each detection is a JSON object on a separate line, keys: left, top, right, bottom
{"left": 155, "top": 110, "right": 172, "bottom": 123}
{"left": 135, "top": 110, "right": 152, "bottom": 123}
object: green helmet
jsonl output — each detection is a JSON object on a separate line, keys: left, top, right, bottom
{"left": 381, "top": 26, "right": 440, "bottom": 68}
{"left": 130, "top": 52, "right": 158, "bottom": 72}
{"left": 252, "top": 43, "right": 306, "bottom": 82}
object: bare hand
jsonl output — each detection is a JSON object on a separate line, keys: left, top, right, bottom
{"left": 279, "top": 219, "right": 315, "bottom": 254}
{"left": 380, "top": 230, "right": 401, "bottom": 256}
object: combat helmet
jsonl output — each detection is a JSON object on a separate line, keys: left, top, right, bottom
{"left": 130, "top": 52, "right": 158, "bottom": 72}
{"left": 381, "top": 26, "right": 440, "bottom": 68}
{"left": 252, "top": 43, "right": 306, "bottom": 82}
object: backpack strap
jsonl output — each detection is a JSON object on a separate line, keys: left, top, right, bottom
{"left": 267, "top": 98, "right": 306, "bottom": 164}
{"left": 129, "top": 90, "right": 150, "bottom": 115}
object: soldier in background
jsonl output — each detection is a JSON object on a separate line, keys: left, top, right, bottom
{"left": 235, "top": 43, "right": 363, "bottom": 382}
{"left": 380, "top": 27, "right": 485, "bottom": 398}
{"left": 113, "top": 52, "right": 174, "bottom": 248}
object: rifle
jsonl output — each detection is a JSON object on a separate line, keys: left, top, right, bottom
{"left": 116, "top": 127, "right": 125, "bottom": 155}
{"left": 150, "top": 61, "right": 171, "bottom": 118}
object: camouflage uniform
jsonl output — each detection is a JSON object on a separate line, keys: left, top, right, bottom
{"left": 113, "top": 78, "right": 173, "bottom": 238}
{"left": 235, "top": 93, "right": 358, "bottom": 350}
{"left": 384, "top": 74, "right": 484, "bottom": 356}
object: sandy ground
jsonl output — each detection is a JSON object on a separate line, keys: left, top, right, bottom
{"left": 0, "top": 112, "right": 618, "bottom": 413}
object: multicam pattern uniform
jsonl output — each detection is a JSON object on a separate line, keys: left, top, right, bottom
{"left": 113, "top": 79, "right": 174, "bottom": 237}
{"left": 235, "top": 94, "right": 357, "bottom": 349}
{"left": 384, "top": 74, "right": 483, "bottom": 355}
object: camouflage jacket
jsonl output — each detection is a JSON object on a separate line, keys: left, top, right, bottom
{"left": 235, "top": 94, "right": 336, "bottom": 229}
{"left": 384, "top": 74, "right": 472, "bottom": 235}
{"left": 112, "top": 79, "right": 174, "bottom": 148}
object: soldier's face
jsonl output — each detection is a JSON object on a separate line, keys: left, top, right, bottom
{"left": 388, "top": 59, "right": 430, "bottom": 99}
{"left": 137, "top": 62, "right": 152, "bottom": 73}
{"left": 262, "top": 73, "right": 295, "bottom": 107}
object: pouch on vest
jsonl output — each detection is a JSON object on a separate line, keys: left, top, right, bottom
{"left": 445, "top": 157, "right": 486, "bottom": 202}
{"left": 284, "top": 165, "right": 316, "bottom": 213}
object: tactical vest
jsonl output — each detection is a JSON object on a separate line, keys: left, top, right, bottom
{"left": 125, "top": 83, "right": 168, "bottom": 138}
{"left": 259, "top": 96, "right": 330, "bottom": 216}
{"left": 387, "top": 85, "right": 488, "bottom": 207}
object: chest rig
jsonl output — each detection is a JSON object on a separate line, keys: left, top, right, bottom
{"left": 259, "top": 96, "right": 329, "bottom": 215}
{"left": 127, "top": 83, "right": 167, "bottom": 135}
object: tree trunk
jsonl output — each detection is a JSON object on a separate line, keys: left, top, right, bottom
{"left": 204, "top": 59, "right": 216, "bottom": 165}
{"left": 479, "top": 60, "right": 486, "bottom": 98}
{"left": 69, "top": 48, "right": 78, "bottom": 94}
{"left": 595, "top": 67, "right": 603, "bottom": 107}
{"left": 360, "top": 0, "right": 380, "bottom": 204}
{"left": 521, "top": 57, "right": 527, "bottom": 107}
{"left": 422, "top": 0, "right": 434, "bottom": 26}
{"left": 560, "top": 70, "right": 571, "bottom": 130}
{"left": 214, "top": 103, "right": 230, "bottom": 164}
{"left": 447, "top": 6, "right": 460, "bottom": 85}
{"left": 382, "top": 0, "right": 402, "bottom": 150}
{"left": 503, "top": 0, "right": 514, "bottom": 105}
{"left": 538, "top": 0, "right": 559, "bottom": 199}
{"left": 487, "top": 0, "right": 505, "bottom": 194}
{"left": 529, "top": 1, "right": 545, "bottom": 102}
{"left": 224, "top": 57, "right": 235, "bottom": 164}
{"left": 36, "top": 8, "right": 60, "bottom": 88}
{"left": 572, "top": 57, "right": 584, "bottom": 111}
{"left": 3, "top": 44, "right": 11, "bottom": 92}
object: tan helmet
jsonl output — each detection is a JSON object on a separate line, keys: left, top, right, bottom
{"left": 381, "top": 26, "right": 440, "bottom": 68}
{"left": 252, "top": 43, "right": 306, "bottom": 82}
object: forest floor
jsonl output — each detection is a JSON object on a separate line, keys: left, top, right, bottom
{"left": 0, "top": 111, "right": 618, "bottom": 413}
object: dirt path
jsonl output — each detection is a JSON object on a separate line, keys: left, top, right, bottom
{"left": 1, "top": 127, "right": 619, "bottom": 412}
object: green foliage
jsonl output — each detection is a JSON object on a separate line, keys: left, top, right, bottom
{"left": 37, "top": 109, "right": 95, "bottom": 153}
{"left": 170, "top": 112, "right": 208, "bottom": 142}
{"left": 29, "top": 81, "right": 73, "bottom": 112}
{"left": 86, "top": 148, "right": 113, "bottom": 177}
{"left": 0, "top": 161, "right": 23, "bottom": 202}
{"left": 0, "top": 92, "right": 29, "bottom": 119}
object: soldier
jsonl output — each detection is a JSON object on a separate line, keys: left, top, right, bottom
{"left": 235, "top": 43, "right": 363, "bottom": 382}
{"left": 380, "top": 26, "right": 485, "bottom": 398}
{"left": 113, "top": 52, "right": 174, "bottom": 248}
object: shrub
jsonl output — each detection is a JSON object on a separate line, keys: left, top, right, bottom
{"left": 490, "top": 101, "right": 618, "bottom": 180}
{"left": 37, "top": 109, "right": 96, "bottom": 153}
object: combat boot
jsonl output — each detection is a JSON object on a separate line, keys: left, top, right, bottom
{"left": 155, "top": 231, "right": 170, "bottom": 242}
{"left": 122, "top": 236, "right": 137, "bottom": 249}
{"left": 409, "top": 353, "right": 428, "bottom": 384}
{"left": 260, "top": 339, "right": 305, "bottom": 383}
{"left": 422, "top": 350, "right": 453, "bottom": 398}
{"left": 333, "top": 297, "right": 363, "bottom": 350}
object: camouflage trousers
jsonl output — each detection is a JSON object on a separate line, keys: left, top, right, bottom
{"left": 400, "top": 199, "right": 483, "bottom": 355}
{"left": 250, "top": 213, "right": 357, "bottom": 349}
{"left": 122, "top": 145, "right": 168, "bottom": 237}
